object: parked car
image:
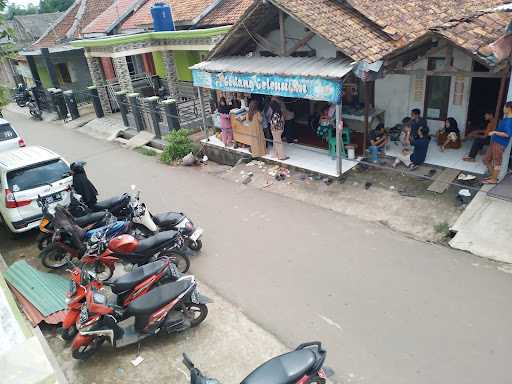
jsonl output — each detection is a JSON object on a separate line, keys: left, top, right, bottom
{"left": 0, "top": 146, "right": 72, "bottom": 233}
{"left": 0, "top": 118, "right": 25, "bottom": 153}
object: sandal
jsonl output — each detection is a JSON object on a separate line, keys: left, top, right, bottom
{"left": 482, "top": 178, "right": 497, "bottom": 184}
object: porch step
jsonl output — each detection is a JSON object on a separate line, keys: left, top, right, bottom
{"left": 124, "top": 131, "right": 155, "bottom": 150}
{"left": 427, "top": 168, "right": 460, "bottom": 193}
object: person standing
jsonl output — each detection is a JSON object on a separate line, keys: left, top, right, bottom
{"left": 270, "top": 100, "right": 288, "bottom": 160}
{"left": 218, "top": 97, "right": 233, "bottom": 146}
{"left": 482, "top": 102, "right": 512, "bottom": 184}
{"left": 410, "top": 108, "right": 428, "bottom": 139}
{"left": 463, "top": 111, "right": 496, "bottom": 162}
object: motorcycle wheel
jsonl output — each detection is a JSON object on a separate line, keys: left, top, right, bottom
{"left": 161, "top": 251, "right": 190, "bottom": 274}
{"left": 188, "top": 239, "right": 202, "bottom": 251}
{"left": 40, "top": 245, "right": 71, "bottom": 269}
{"left": 61, "top": 325, "right": 78, "bottom": 341}
{"left": 16, "top": 99, "right": 26, "bottom": 107}
{"left": 84, "top": 262, "right": 114, "bottom": 282}
{"left": 37, "top": 233, "right": 51, "bottom": 251}
{"left": 72, "top": 337, "right": 105, "bottom": 360}
{"left": 183, "top": 303, "right": 208, "bottom": 327}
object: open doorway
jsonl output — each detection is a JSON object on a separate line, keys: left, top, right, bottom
{"left": 466, "top": 76, "right": 501, "bottom": 134}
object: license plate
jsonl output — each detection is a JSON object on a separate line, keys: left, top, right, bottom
{"left": 38, "top": 192, "right": 63, "bottom": 206}
{"left": 190, "top": 228, "right": 203, "bottom": 241}
{"left": 79, "top": 304, "right": 88, "bottom": 324}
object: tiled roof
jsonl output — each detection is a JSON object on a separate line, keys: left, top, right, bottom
{"left": 33, "top": 0, "right": 114, "bottom": 48}
{"left": 83, "top": 0, "right": 142, "bottom": 34}
{"left": 432, "top": 9, "right": 512, "bottom": 56}
{"left": 198, "top": 0, "right": 254, "bottom": 26}
{"left": 121, "top": 0, "right": 212, "bottom": 30}
{"left": 272, "top": 0, "right": 397, "bottom": 62}
{"left": 346, "top": 0, "right": 510, "bottom": 44}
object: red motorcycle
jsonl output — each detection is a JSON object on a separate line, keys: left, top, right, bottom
{"left": 61, "top": 258, "right": 180, "bottom": 340}
{"left": 80, "top": 230, "right": 190, "bottom": 281}
{"left": 71, "top": 275, "right": 208, "bottom": 360}
{"left": 183, "top": 342, "right": 327, "bottom": 384}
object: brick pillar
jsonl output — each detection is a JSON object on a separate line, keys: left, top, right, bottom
{"left": 113, "top": 56, "right": 133, "bottom": 93}
{"left": 86, "top": 56, "right": 112, "bottom": 114}
{"left": 162, "top": 51, "right": 178, "bottom": 99}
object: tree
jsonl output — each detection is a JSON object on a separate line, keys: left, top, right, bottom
{"left": 0, "top": 0, "right": 15, "bottom": 59}
{"left": 5, "top": 3, "right": 39, "bottom": 19}
{"left": 39, "top": 0, "right": 74, "bottom": 13}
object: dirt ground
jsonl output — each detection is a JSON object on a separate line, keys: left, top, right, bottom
{"left": 220, "top": 158, "right": 472, "bottom": 243}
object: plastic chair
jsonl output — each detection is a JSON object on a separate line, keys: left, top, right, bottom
{"left": 328, "top": 127, "right": 350, "bottom": 159}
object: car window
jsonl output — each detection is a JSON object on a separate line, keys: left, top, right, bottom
{"left": 0, "top": 124, "right": 17, "bottom": 141}
{"left": 7, "top": 159, "right": 70, "bottom": 192}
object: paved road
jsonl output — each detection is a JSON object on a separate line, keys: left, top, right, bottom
{"left": 4, "top": 111, "right": 512, "bottom": 384}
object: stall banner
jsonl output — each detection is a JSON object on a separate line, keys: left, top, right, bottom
{"left": 192, "top": 69, "right": 343, "bottom": 104}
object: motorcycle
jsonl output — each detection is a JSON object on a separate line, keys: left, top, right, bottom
{"left": 37, "top": 195, "right": 112, "bottom": 251}
{"left": 27, "top": 94, "right": 42, "bottom": 120}
{"left": 40, "top": 205, "right": 129, "bottom": 270}
{"left": 79, "top": 230, "right": 190, "bottom": 280}
{"left": 61, "top": 258, "right": 181, "bottom": 341}
{"left": 14, "top": 84, "right": 30, "bottom": 107}
{"left": 183, "top": 342, "right": 327, "bottom": 384}
{"left": 71, "top": 275, "right": 208, "bottom": 360}
{"left": 130, "top": 188, "right": 204, "bottom": 251}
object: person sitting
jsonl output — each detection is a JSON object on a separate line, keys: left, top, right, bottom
{"left": 437, "top": 117, "right": 461, "bottom": 151}
{"left": 410, "top": 108, "right": 428, "bottom": 139}
{"left": 71, "top": 162, "right": 98, "bottom": 208}
{"left": 368, "top": 123, "right": 388, "bottom": 163}
{"left": 400, "top": 118, "right": 412, "bottom": 152}
{"left": 393, "top": 126, "right": 430, "bottom": 170}
{"left": 463, "top": 111, "right": 497, "bottom": 162}
{"left": 482, "top": 102, "right": 512, "bottom": 184}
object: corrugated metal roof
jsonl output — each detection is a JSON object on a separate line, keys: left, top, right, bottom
{"left": 9, "top": 284, "right": 65, "bottom": 326}
{"left": 190, "top": 56, "right": 355, "bottom": 79}
{"left": 3, "top": 261, "right": 68, "bottom": 317}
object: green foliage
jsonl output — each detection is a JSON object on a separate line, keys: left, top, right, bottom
{"left": 161, "top": 129, "right": 194, "bottom": 164}
{"left": 5, "top": 3, "right": 39, "bottom": 19}
{"left": 0, "top": 86, "right": 11, "bottom": 108}
{"left": 136, "top": 146, "right": 158, "bottom": 157}
{"left": 434, "top": 221, "right": 450, "bottom": 237}
{"left": 39, "top": 0, "right": 74, "bottom": 13}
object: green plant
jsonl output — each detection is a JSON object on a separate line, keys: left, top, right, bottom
{"left": 136, "top": 146, "right": 157, "bottom": 157}
{"left": 0, "top": 86, "right": 10, "bottom": 108}
{"left": 434, "top": 221, "right": 450, "bottom": 237}
{"left": 161, "top": 129, "right": 194, "bottom": 164}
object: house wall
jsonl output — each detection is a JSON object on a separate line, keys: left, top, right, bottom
{"left": 376, "top": 46, "right": 474, "bottom": 134}
{"left": 0, "top": 58, "right": 16, "bottom": 88}
{"left": 256, "top": 15, "right": 337, "bottom": 58}
{"left": 33, "top": 50, "right": 92, "bottom": 91}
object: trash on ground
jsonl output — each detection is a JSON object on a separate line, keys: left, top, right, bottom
{"left": 458, "top": 173, "right": 477, "bottom": 181}
{"left": 458, "top": 189, "right": 471, "bottom": 197}
{"left": 131, "top": 356, "right": 144, "bottom": 367}
{"left": 365, "top": 182, "right": 372, "bottom": 190}
{"left": 182, "top": 152, "right": 196, "bottom": 166}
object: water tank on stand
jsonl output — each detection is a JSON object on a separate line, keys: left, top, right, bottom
{"left": 151, "top": 3, "right": 175, "bottom": 32}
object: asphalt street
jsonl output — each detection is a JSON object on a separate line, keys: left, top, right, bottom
{"left": 3, "top": 110, "right": 512, "bottom": 384}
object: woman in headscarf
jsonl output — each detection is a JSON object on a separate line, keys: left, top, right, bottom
{"left": 71, "top": 162, "right": 98, "bottom": 208}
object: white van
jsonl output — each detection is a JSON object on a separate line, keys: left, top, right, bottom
{"left": 0, "top": 146, "right": 72, "bottom": 233}
{"left": 0, "top": 118, "right": 25, "bottom": 152}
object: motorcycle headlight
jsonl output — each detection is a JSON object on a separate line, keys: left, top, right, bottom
{"left": 185, "top": 222, "right": 194, "bottom": 231}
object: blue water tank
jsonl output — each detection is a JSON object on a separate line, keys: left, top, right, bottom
{"left": 151, "top": 3, "right": 175, "bottom": 32}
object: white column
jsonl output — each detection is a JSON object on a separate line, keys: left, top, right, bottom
{"left": 335, "top": 103, "right": 343, "bottom": 176}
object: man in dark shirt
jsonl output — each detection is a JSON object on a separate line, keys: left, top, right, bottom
{"left": 393, "top": 126, "right": 430, "bottom": 170}
{"left": 410, "top": 108, "right": 428, "bottom": 139}
{"left": 368, "top": 123, "right": 388, "bottom": 163}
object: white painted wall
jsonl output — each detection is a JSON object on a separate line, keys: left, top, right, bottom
{"left": 376, "top": 46, "right": 475, "bottom": 135}
{"left": 255, "top": 15, "right": 337, "bottom": 58}
{"left": 375, "top": 74, "right": 410, "bottom": 127}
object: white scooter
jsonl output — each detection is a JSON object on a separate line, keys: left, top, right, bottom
{"left": 129, "top": 187, "right": 204, "bottom": 251}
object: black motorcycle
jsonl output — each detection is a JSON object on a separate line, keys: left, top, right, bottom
{"left": 14, "top": 85, "right": 30, "bottom": 107}
{"left": 183, "top": 342, "right": 328, "bottom": 384}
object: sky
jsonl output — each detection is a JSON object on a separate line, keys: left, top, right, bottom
{"left": 7, "top": 0, "right": 39, "bottom": 6}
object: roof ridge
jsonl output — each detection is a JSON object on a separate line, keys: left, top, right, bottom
{"left": 32, "top": 0, "right": 82, "bottom": 47}
{"left": 66, "top": 0, "right": 88, "bottom": 39}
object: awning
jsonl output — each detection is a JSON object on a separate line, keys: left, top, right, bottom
{"left": 191, "top": 56, "right": 355, "bottom": 104}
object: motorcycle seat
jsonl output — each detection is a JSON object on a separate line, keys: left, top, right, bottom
{"left": 152, "top": 212, "right": 184, "bottom": 227}
{"left": 135, "top": 230, "right": 179, "bottom": 253}
{"left": 241, "top": 350, "right": 317, "bottom": 384}
{"left": 95, "top": 194, "right": 129, "bottom": 211}
{"left": 74, "top": 211, "right": 107, "bottom": 227}
{"left": 127, "top": 279, "right": 192, "bottom": 315}
{"left": 110, "top": 259, "right": 166, "bottom": 294}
